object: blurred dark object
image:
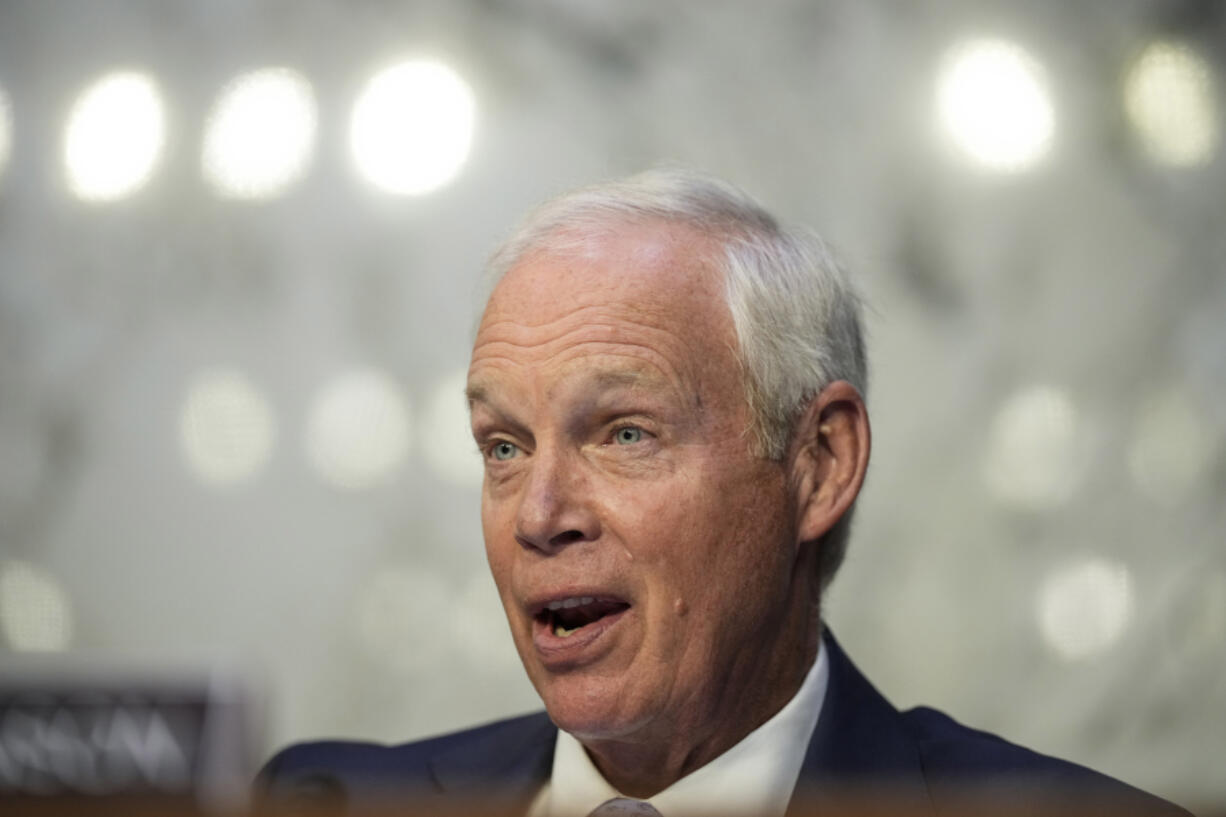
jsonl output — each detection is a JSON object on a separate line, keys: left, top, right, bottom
{"left": 0, "top": 665, "right": 257, "bottom": 813}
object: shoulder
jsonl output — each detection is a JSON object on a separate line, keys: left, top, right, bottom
{"left": 256, "top": 711, "right": 555, "bottom": 806}
{"left": 900, "top": 706, "right": 1190, "bottom": 815}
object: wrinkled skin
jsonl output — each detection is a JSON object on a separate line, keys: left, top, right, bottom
{"left": 467, "top": 220, "right": 868, "bottom": 796}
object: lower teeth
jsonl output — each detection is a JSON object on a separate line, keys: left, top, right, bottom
{"left": 554, "top": 624, "right": 579, "bottom": 638}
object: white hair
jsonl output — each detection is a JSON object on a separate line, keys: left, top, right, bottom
{"left": 484, "top": 168, "right": 867, "bottom": 587}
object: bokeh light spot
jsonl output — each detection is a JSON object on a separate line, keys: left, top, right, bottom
{"left": 179, "top": 368, "right": 277, "bottom": 486}
{"left": 937, "top": 39, "right": 1054, "bottom": 171}
{"left": 305, "top": 368, "right": 411, "bottom": 490}
{"left": 0, "top": 561, "right": 74, "bottom": 652}
{"left": 202, "top": 67, "right": 317, "bottom": 199}
{"left": 1124, "top": 41, "right": 1219, "bottom": 168}
{"left": 350, "top": 59, "right": 475, "bottom": 195}
{"left": 63, "top": 71, "right": 165, "bottom": 201}
{"left": 420, "top": 369, "right": 483, "bottom": 488}
{"left": 983, "top": 385, "right": 1083, "bottom": 510}
{"left": 1036, "top": 557, "right": 1134, "bottom": 661}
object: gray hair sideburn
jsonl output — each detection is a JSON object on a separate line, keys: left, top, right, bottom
{"left": 484, "top": 168, "right": 868, "bottom": 589}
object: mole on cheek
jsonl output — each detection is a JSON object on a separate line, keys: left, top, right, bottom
{"left": 673, "top": 597, "right": 689, "bottom": 617}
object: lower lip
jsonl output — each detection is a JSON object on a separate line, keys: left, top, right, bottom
{"left": 531, "top": 607, "right": 630, "bottom": 669}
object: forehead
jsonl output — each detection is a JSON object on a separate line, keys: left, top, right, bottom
{"left": 486, "top": 220, "right": 725, "bottom": 322}
{"left": 470, "top": 221, "right": 741, "bottom": 397}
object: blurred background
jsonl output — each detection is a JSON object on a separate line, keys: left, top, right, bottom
{"left": 0, "top": 0, "right": 1223, "bottom": 810}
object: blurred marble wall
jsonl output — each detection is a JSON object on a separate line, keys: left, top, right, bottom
{"left": 0, "top": 0, "right": 1223, "bottom": 809}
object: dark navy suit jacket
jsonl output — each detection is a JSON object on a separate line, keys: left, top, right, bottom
{"left": 258, "top": 632, "right": 1188, "bottom": 815}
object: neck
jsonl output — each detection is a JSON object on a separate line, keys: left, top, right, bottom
{"left": 581, "top": 589, "right": 822, "bottom": 799}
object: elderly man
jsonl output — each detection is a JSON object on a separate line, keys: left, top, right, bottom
{"left": 259, "top": 170, "right": 1186, "bottom": 816}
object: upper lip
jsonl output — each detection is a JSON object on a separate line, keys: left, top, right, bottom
{"left": 525, "top": 589, "right": 630, "bottom": 618}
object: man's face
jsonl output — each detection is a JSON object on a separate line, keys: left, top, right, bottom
{"left": 467, "top": 222, "right": 808, "bottom": 746}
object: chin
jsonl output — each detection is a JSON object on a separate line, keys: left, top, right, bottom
{"left": 538, "top": 675, "right": 651, "bottom": 741}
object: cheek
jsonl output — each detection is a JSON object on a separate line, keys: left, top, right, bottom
{"left": 606, "top": 483, "right": 711, "bottom": 565}
{"left": 481, "top": 498, "right": 516, "bottom": 591}
{"left": 668, "top": 473, "right": 792, "bottom": 613}
{"left": 481, "top": 513, "right": 532, "bottom": 650}
{"left": 608, "top": 483, "right": 743, "bottom": 609}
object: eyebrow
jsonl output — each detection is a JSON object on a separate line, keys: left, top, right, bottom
{"left": 465, "top": 384, "right": 534, "bottom": 448}
{"left": 465, "top": 382, "right": 492, "bottom": 406}
{"left": 586, "top": 369, "right": 658, "bottom": 392}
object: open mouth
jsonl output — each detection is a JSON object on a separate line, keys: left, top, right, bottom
{"left": 536, "top": 597, "right": 631, "bottom": 638}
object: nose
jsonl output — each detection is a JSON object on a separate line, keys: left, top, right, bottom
{"left": 514, "top": 444, "right": 601, "bottom": 554}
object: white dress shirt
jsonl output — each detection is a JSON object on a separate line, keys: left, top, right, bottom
{"left": 528, "top": 642, "right": 829, "bottom": 817}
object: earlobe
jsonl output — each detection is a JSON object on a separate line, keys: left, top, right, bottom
{"left": 791, "top": 381, "right": 871, "bottom": 545}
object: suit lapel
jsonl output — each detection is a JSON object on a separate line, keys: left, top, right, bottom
{"left": 428, "top": 710, "right": 557, "bottom": 810}
{"left": 787, "top": 630, "right": 934, "bottom": 815}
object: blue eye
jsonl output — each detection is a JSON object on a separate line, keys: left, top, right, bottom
{"left": 614, "top": 427, "right": 643, "bottom": 445}
{"left": 490, "top": 441, "right": 519, "bottom": 461}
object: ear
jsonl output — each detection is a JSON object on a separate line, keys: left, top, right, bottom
{"left": 789, "top": 380, "right": 871, "bottom": 545}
